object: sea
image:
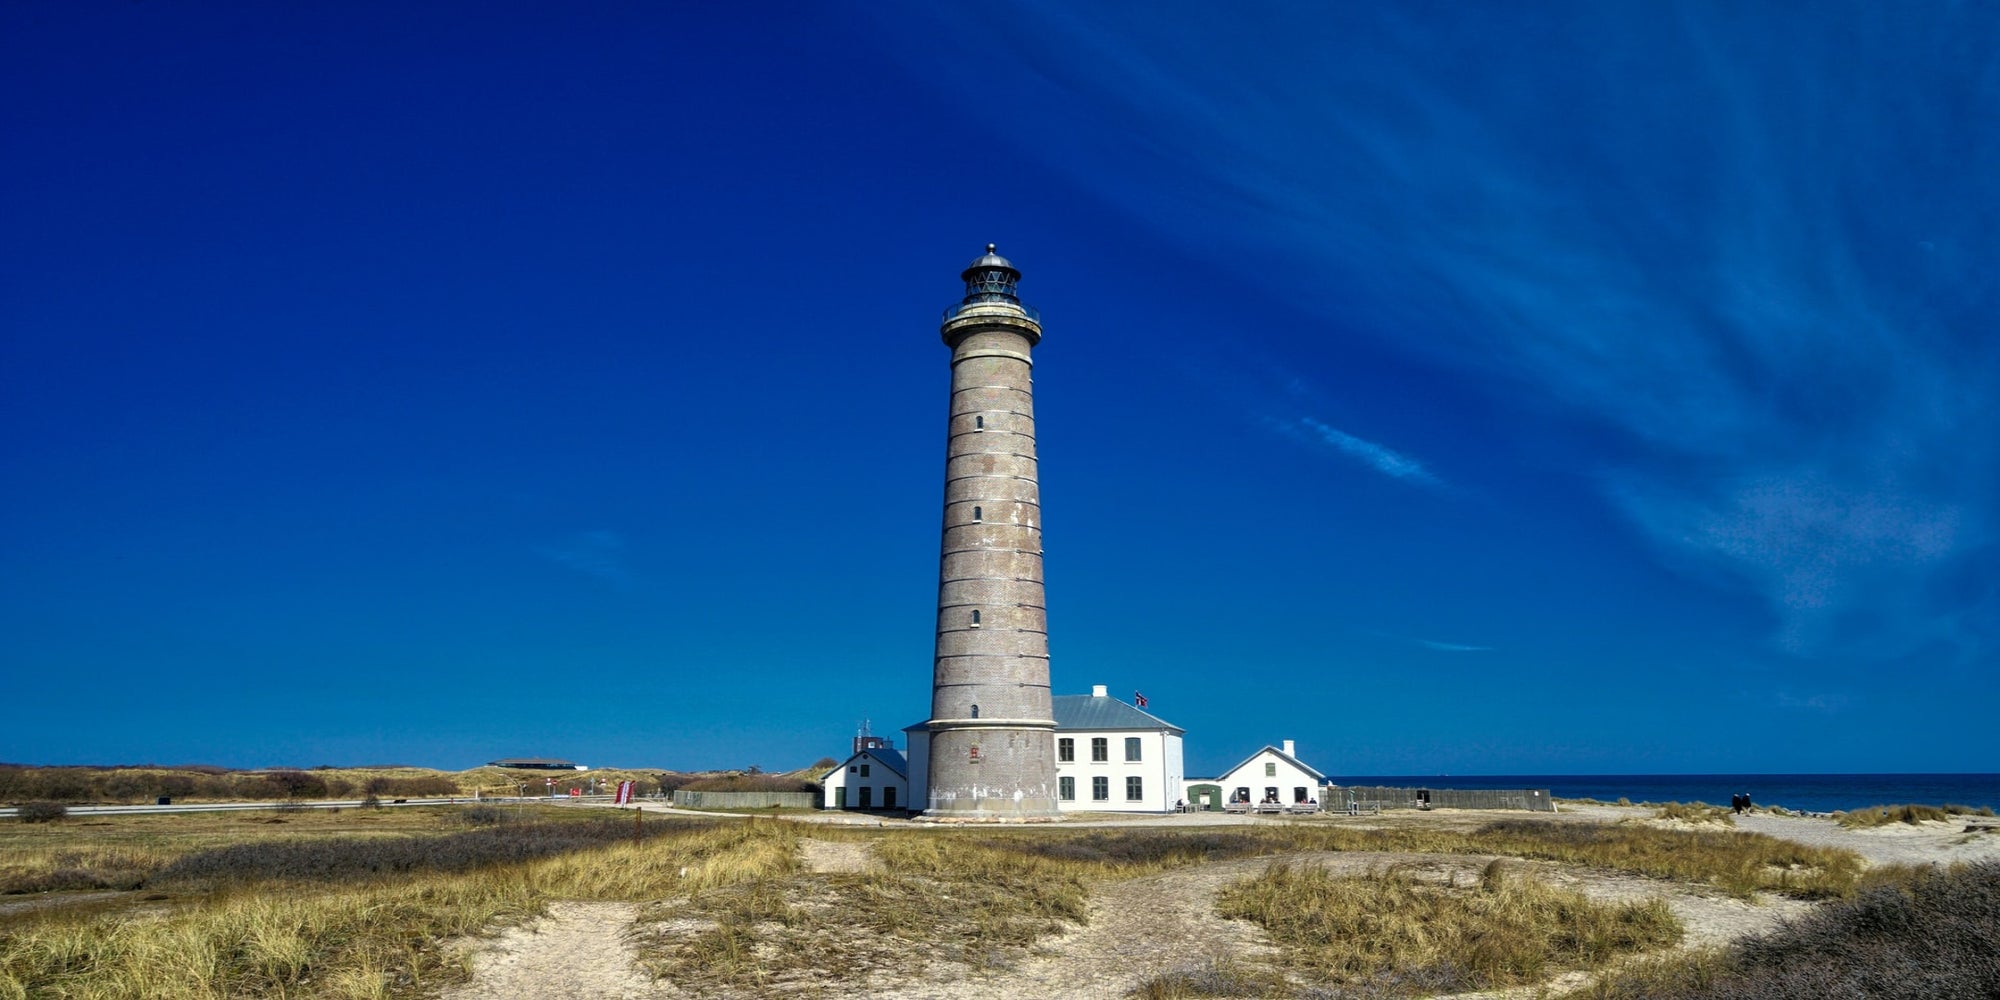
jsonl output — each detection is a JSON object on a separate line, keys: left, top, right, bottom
{"left": 1329, "top": 774, "right": 2000, "bottom": 815}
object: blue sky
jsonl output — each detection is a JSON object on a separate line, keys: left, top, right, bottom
{"left": 3, "top": 4, "right": 1994, "bottom": 777}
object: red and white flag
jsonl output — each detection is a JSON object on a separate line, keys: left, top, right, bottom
{"left": 614, "top": 780, "right": 635, "bottom": 804}
{"left": 1134, "top": 691, "right": 1148, "bottom": 708}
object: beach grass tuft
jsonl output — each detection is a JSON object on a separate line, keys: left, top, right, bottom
{"left": 1217, "top": 860, "right": 1680, "bottom": 995}
{"left": 1653, "top": 801, "right": 1735, "bottom": 825}
{"left": 1130, "top": 958, "right": 1290, "bottom": 998}
{"left": 1835, "top": 803, "right": 1996, "bottom": 828}
{"left": 1570, "top": 860, "right": 2000, "bottom": 999}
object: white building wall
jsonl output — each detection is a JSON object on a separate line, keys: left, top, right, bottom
{"left": 1214, "top": 749, "right": 1323, "bottom": 807}
{"left": 821, "top": 750, "right": 909, "bottom": 810}
{"left": 1052, "top": 729, "right": 1183, "bottom": 812}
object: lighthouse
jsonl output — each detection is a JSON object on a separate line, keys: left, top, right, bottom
{"left": 919, "top": 245, "right": 1062, "bottom": 821}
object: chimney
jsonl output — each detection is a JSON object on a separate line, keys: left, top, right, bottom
{"left": 1282, "top": 739, "right": 1296, "bottom": 758}
{"left": 1092, "top": 684, "right": 1108, "bottom": 698}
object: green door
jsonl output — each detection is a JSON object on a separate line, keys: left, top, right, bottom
{"left": 1187, "top": 783, "right": 1223, "bottom": 812}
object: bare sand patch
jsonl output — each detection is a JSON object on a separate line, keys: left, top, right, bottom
{"left": 800, "top": 838, "right": 875, "bottom": 874}
{"left": 443, "top": 900, "right": 686, "bottom": 1000}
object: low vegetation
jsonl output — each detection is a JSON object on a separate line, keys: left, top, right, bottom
{"left": 1214, "top": 860, "right": 1679, "bottom": 996}
{"left": 0, "top": 763, "right": 701, "bottom": 806}
{"left": 1134, "top": 958, "right": 1291, "bottom": 999}
{"left": 13, "top": 803, "right": 66, "bottom": 825}
{"left": 1653, "top": 802, "right": 1734, "bottom": 826}
{"left": 1569, "top": 860, "right": 2000, "bottom": 999}
{"left": 0, "top": 807, "right": 1879, "bottom": 999}
{"left": 636, "top": 830, "right": 1088, "bottom": 993}
{"left": 0, "top": 814, "right": 793, "bottom": 999}
{"left": 1835, "top": 802, "right": 1996, "bottom": 828}
{"left": 148, "top": 818, "right": 664, "bottom": 889}
{"left": 675, "top": 773, "right": 820, "bottom": 794}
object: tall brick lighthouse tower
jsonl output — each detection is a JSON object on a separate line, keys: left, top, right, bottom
{"left": 920, "top": 245, "right": 1062, "bottom": 821}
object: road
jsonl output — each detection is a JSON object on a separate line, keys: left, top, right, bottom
{"left": 0, "top": 795, "right": 630, "bottom": 819}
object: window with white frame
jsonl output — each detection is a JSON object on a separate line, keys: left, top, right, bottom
{"left": 1092, "top": 776, "right": 1109, "bottom": 801}
{"left": 1091, "top": 738, "right": 1108, "bottom": 762}
{"left": 1126, "top": 776, "right": 1143, "bottom": 801}
{"left": 1125, "top": 737, "right": 1141, "bottom": 762}
{"left": 1058, "top": 738, "right": 1075, "bottom": 762}
{"left": 1059, "top": 776, "right": 1075, "bottom": 800}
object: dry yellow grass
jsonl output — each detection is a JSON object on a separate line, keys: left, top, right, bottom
{"left": 0, "top": 816, "right": 791, "bottom": 999}
{"left": 1216, "top": 860, "right": 1680, "bottom": 994}
{"left": 1, "top": 811, "right": 1873, "bottom": 999}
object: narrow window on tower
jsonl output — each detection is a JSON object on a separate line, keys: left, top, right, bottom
{"left": 970, "top": 704, "right": 979, "bottom": 719}
{"left": 970, "top": 609, "right": 981, "bottom": 627}
{"left": 975, "top": 415, "right": 985, "bottom": 429}
{"left": 972, "top": 506, "right": 982, "bottom": 522}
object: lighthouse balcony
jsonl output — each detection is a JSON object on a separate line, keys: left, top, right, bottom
{"left": 942, "top": 300, "right": 1040, "bottom": 323}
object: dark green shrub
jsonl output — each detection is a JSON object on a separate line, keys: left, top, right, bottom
{"left": 16, "top": 801, "right": 67, "bottom": 823}
{"left": 265, "top": 770, "right": 329, "bottom": 799}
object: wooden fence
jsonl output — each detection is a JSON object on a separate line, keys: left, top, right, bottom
{"left": 1331, "top": 786, "right": 1556, "bottom": 812}
{"left": 672, "top": 790, "right": 819, "bottom": 809}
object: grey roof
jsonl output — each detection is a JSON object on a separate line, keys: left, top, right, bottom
{"left": 869, "top": 748, "right": 908, "bottom": 777}
{"left": 1051, "top": 694, "right": 1184, "bottom": 734}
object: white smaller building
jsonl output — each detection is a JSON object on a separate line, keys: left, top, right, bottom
{"left": 822, "top": 736, "right": 909, "bottom": 811}
{"left": 1201, "top": 740, "right": 1326, "bottom": 810}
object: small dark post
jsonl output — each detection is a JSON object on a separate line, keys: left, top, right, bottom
{"left": 634, "top": 806, "right": 643, "bottom": 843}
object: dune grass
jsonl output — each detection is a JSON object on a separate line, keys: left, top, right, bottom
{"left": 1653, "top": 802, "right": 1735, "bottom": 826}
{"left": 2, "top": 810, "right": 1873, "bottom": 998}
{"left": 1835, "top": 802, "right": 1996, "bottom": 828}
{"left": 1132, "top": 958, "right": 1292, "bottom": 998}
{"left": 635, "top": 828, "right": 1094, "bottom": 992}
{"left": 1213, "top": 860, "right": 1679, "bottom": 996}
{"left": 1229, "top": 820, "right": 1861, "bottom": 900}
{"left": 0, "top": 804, "right": 612, "bottom": 896}
{"left": 1567, "top": 860, "right": 2000, "bottom": 999}
{"left": 0, "top": 815, "right": 790, "bottom": 1000}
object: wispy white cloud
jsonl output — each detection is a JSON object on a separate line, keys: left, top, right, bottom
{"left": 537, "top": 530, "right": 632, "bottom": 586}
{"left": 1417, "top": 639, "right": 1492, "bottom": 653}
{"left": 1269, "top": 415, "right": 1438, "bottom": 485}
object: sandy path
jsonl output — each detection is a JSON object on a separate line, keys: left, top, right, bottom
{"left": 442, "top": 901, "right": 685, "bottom": 1000}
